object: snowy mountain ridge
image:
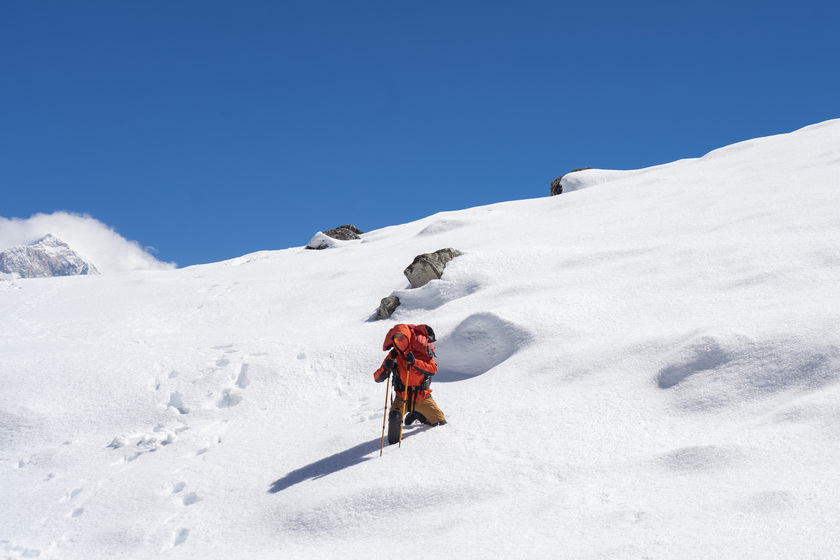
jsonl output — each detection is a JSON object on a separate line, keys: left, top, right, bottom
{"left": 0, "top": 234, "right": 99, "bottom": 279}
{"left": 1, "top": 119, "right": 839, "bottom": 559}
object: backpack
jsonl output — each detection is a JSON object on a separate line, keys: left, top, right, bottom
{"left": 408, "top": 324, "right": 436, "bottom": 360}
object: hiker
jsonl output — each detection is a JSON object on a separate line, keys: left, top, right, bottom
{"left": 374, "top": 324, "right": 446, "bottom": 444}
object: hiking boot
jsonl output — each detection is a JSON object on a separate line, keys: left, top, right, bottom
{"left": 387, "top": 410, "right": 402, "bottom": 445}
{"left": 404, "top": 411, "right": 428, "bottom": 426}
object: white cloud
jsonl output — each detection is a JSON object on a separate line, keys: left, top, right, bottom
{"left": 0, "top": 212, "right": 177, "bottom": 273}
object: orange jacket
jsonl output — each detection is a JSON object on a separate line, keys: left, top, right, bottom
{"left": 373, "top": 324, "right": 437, "bottom": 403}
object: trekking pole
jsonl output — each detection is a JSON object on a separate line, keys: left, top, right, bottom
{"left": 379, "top": 375, "right": 391, "bottom": 456}
{"left": 398, "top": 368, "right": 411, "bottom": 447}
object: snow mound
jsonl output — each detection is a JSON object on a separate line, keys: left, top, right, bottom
{"left": 559, "top": 165, "right": 679, "bottom": 194}
{"left": 658, "top": 444, "right": 743, "bottom": 472}
{"left": 416, "top": 218, "right": 471, "bottom": 236}
{"left": 390, "top": 277, "right": 479, "bottom": 314}
{"left": 657, "top": 331, "right": 840, "bottom": 411}
{"left": 305, "top": 231, "right": 361, "bottom": 250}
{"left": 434, "top": 312, "right": 531, "bottom": 381}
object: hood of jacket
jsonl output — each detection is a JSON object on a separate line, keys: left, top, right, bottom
{"left": 382, "top": 323, "right": 412, "bottom": 352}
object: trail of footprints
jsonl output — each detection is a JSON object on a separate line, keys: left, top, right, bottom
{"left": 60, "top": 487, "right": 86, "bottom": 519}
{"left": 11, "top": 346, "right": 253, "bottom": 556}
{"left": 348, "top": 395, "right": 380, "bottom": 424}
{"left": 103, "top": 345, "right": 253, "bottom": 548}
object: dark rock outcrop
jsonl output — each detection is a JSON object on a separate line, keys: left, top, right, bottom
{"left": 374, "top": 248, "right": 465, "bottom": 320}
{"left": 550, "top": 167, "right": 592, "bottom": 196}
{"left": 377, "top": 296, "right": 401, "bottom": 320}
{"left": 324, "top": 225, "right": 363, "bottom": 241}
{"left": 403, "top": 248, "right": 464, "bottom": 289}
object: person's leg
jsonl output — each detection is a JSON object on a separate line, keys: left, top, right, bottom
{"left": 387, "top": 396, "right": 406, "bottom": 444}
{"left": 414, "top": 395, "right": 446, "bottom": 425}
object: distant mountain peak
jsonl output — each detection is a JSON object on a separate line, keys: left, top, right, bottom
{"left": 0, "top": 234, "right": 99, "bottom": 279}
{"left": 36, "top": 233, "right": 64, "bottom": 245}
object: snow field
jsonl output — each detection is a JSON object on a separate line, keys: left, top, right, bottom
{"left": 2, "top": 119, "right": 840, "bottom": 558}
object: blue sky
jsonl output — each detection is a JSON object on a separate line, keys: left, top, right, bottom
{"left": 2, "top": 1, "right": 838, "bottom": 267}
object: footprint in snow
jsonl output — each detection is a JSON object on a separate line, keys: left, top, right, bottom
{"left": 167, "top": 392, "right": 190, "bottom": 415}
{"left": 59, "top": 488, "right": 83, "bottom": 503}
{"left": 173, "top": 528, "right": 189, "bottom": 547}
{"left": 182, "top": 492, "right": 201, "bottom": 506}
{"left": 657, "top": 336, "right": 730, "bottom": 389}
{"left": 216, "top": 389, "right": 242, "bottom": 408}
{"left": 235, "top": 364, "right": 250, "bottom": 388}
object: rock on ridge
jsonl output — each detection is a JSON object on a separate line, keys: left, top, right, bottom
{"left": 0, "top": 234, "right": 100, "bottom": 278}
{"left": 306, "top": 225, "right": 364, "bottom": 250}
{"left": 550, "top": 167, "right": 593, "bottom": 196}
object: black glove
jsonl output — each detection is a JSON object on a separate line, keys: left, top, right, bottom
{"left": 417, "top": 372, "right": 432, "bottom": 391}
{"left": 384, "top": 358, "right": 397, "bottom": 372}
{"left": 405, "top": 351, "right": 415, "bottom": 367}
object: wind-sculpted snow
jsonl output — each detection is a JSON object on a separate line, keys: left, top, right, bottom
{"left": 558, "top": 164, "right": 681, "bottom": 194}
{"left": 657, "top": 331, "right": 840, "bottom": 411}
{"left": 415, "top": 218, "right": 470, "bottom": 236}
{"left": 434, "top": 312, "right": 531, "bottom": 381}
{"left": 657, "top": 334, "right": 732, "bottom": 389}
{"left": 658, "top": 444, "right": 743, "bottom": 472}
{"left": 388, "top": 276, "right": 480, "bottom": 314}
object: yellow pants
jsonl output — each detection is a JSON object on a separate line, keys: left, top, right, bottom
{"left": 387, "top": 395, "right": 446, "bottom": 444}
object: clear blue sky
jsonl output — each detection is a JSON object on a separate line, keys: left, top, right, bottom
{"left": 2, "top": 1, "right": 838, "bottom": 267}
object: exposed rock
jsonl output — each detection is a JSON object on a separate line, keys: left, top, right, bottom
{"left": 306, "top": 225, "right": 364, "bottom": 250}
{"left": 404, "top": 248, "right": 464, "bottom": 288}
{"left": 0, "top": 234, "right": 99, "bottom": 279}
{"left": 377, "top": 296, "right": 401, "bottom": 320}
{"left": 374, "top": 248, "right": 464, "bottom": 320}
{"left": 324, "top": 225, "right": 363, "bottom": 240}
{"left": 550, "top": 167, "right": 593, "bottom": 196}
{"left": 549, "top": 177, "right": 563, "bottom": 196}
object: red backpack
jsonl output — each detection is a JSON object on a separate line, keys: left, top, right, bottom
{"left": 407, "top": 324, "right": 436, "bottom": 360}
{"left": 383, "top": 324, "right": 436, "bottom": 359}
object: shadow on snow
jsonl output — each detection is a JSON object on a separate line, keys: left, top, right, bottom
{"left": 268, "top": 427, "right": 431, "bottom": 494}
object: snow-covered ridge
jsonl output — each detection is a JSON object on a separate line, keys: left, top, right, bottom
{"left": 0, "top": 234, "right": 99, "bottom": 279}
{"left": 1, "top": 120, "right": 839, "bottom": 559}
{"left": 560, "top": 118, "right": 840, "bottom": 194}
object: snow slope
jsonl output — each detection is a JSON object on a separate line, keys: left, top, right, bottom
{"left": 2, "top": 120, "right": 839, "bottom": 559}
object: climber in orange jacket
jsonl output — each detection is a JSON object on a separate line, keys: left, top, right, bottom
{"left": 373, "top": 323, "right": 446, "bottom": 444}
